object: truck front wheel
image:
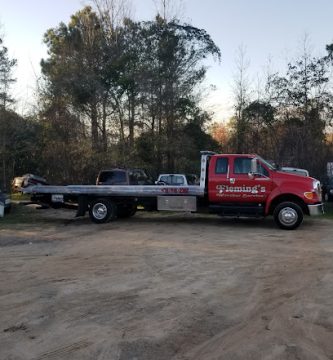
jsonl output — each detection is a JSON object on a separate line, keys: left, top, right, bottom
{"left": 89, "top": 199, "right": 117, "bottom": 224}
{"left": 273, "top": 201, "right": 303, "bottom": 230}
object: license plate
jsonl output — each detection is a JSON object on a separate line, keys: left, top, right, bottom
{"left": 51, "top": 194, "right": 64, "bottom": 203}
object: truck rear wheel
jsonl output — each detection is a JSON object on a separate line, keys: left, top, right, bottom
{"left": 89, "top": 199, "right": 117, "bottom": 224}
{"left": 273, "top": 201, "right": 303, "bottom": 230}
{"left": 117, "top": 205, "right": 137, "bottom": 218}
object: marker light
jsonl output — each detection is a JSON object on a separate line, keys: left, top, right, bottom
{"left": 304, "top": 192, "right": 314, "bottom": 200}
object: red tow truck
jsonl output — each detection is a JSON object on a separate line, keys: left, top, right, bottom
{"left": 24, "top": 152, "right": 324, "bottom": 230}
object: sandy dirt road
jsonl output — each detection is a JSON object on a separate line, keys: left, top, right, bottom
{"left": 0, "top": 207, "right": 333, "bottom": 360}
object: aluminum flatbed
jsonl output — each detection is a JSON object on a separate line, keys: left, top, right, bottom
{"left": 22, "top": 152, "right": 212, "bottom": 223}
{"left": 24, "top": 184, "right": 205, "bottom": 197}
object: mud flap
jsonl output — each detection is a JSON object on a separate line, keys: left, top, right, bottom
{"left": 76, "top": 196, "right": 88, "bottom": 217}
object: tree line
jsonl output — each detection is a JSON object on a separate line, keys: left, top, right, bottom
{"left": 211, "top": 43, "right": 333, "bottom": 179}
{"left": 1, "top": 2, "right": 333, "bottom": 189}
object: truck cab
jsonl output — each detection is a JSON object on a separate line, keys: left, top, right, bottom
{"left": 207, "top": 154, "right": 323, "bottom": 229}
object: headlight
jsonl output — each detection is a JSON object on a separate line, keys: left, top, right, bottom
{"left": 313, "top": 180, "right": 320, "bottom": 190}
{"left": 313, "top": 180, "right": 322, "bottom": 201}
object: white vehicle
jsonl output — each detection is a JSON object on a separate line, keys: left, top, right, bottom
{"left": 280, "top": 167, "right": 309, "bottom": 177}
{"left": 155, "top": 174, "right": 198, "bottom": 186}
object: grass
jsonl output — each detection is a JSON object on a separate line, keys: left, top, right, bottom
{"left": 0, "top": 203, "right": 52, "bottom": 229}
{"left": 10, "top": 192, "right": 31, "bottom": 201}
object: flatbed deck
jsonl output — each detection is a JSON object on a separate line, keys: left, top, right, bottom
{"left": 24, "top": 184, "right": 206, "bottom": 197}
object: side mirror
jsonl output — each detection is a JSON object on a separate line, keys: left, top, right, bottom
{"left": 251, "top": 158, "right": 258, "bottom": 173}
{"left": 248, "top": 172, "right": 254, "bottom": 180}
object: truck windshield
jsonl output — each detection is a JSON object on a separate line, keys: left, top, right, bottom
{"left": 257, "top": 156, "right": 276, "bottom": 171}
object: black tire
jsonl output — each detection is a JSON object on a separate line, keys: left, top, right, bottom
{"left": 117, "top": 205, "right": 137, "bottom": 218}
{"left": 273, "top": 201, "right": 303, "bottom": 230}
{"left": 89, "top": 198, "right": 117, "bottom": 224}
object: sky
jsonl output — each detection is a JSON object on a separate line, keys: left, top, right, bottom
{"left": 0, "top": 0, "right": 333, "bottom": 120}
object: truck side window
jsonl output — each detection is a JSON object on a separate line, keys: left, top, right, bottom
{"left": 234, "top": 158, "right": 269, "bottom": 176}
{"left": 159, "top": 175, "right": 170, "bottom": 184}
{"left": 215, "top": 158, "right": 228, "bottom": 174}
{"left": 258, "top": 163, "right": 269, "bottom": 177}
{"left": 173, "top": 176, "right": 185, "bottom": 185}
{"left": 129, "top": 171, "right": 138, "bottom": 185}
{"left": 234, "top": 158, "right": 252, "bottom": 174}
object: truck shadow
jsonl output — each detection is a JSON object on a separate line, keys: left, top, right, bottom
{"left": 117, "top": 213, "right": 277, "bottom": 229}
{"left": 23, "top": 207, "right": 318, "bottom": 231}
{"left": 116, "top": 212, "right": 319, "bottom": 231}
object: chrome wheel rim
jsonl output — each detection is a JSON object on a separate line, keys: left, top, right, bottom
{"left": 279, "top": 207, "right": 298, "bottom": 226}
{"left": 92, "top": 203, "right": 108, "bottom": 220}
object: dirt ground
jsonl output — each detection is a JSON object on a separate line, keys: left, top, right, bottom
{"left": 1, "top": 206, "right": 333, "bottom": 360}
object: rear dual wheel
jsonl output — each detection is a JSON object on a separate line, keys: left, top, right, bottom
{"left": 89, "top": 199, "right": 117, "bottom": 224}
{"left": 117, "top": 205, "right": 137, "bottom": 218}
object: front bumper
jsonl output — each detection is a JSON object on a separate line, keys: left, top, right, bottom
{"left": 308, "top": 203, "right": 324, "bottom": 216}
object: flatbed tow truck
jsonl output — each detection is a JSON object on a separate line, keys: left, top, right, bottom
{"left": 23, "top": 152, "right": 324, "bottom": 230}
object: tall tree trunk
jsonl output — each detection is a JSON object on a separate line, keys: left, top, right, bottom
{"left": 1, "top": 127, "right": 6, "bottom": 189}
{"left": 156, "top": 83, "right": 163, "bottom": 172}
{"left": 2, "top": 158, "right": 5, "bottom": 191}
{"left": 91, "top": 103, "right": 99, "bottom": 151}
{"left": 102, "top": 101, "right": 107, "bottom": 152}
{"left": 128, "top": 93, "right": 135, "bottom": 150}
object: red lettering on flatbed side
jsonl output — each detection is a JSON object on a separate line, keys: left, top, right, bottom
{"left": 161, "top": 188, "right": 189, "bottom": 194}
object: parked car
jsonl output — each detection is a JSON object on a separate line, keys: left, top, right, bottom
{"left": 322, "top": 177, "right": 333, "bottom": 202}
{"left": 280, "top": 167, "right": 309, "bottom": 177}
{"left": 155, "top": 173, "right": 199, "bottom": 186}
{"left": 12, "top": 174, "right": 48, "bottom": 191}
{"left": 0, "top": 189, "right": 11, "bottom": 214}
{"left": 96, "top": 168, "right": 153, "bottom": 185}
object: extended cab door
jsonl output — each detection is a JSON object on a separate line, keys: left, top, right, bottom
{"left": 230, "top": 156, "right": 272, "bottom": 203}
{"left": 208, "top": 155, "right": 273, "bottom": 204}
{"left": 208, "top": 155, "right": 230, "bottom": 202}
